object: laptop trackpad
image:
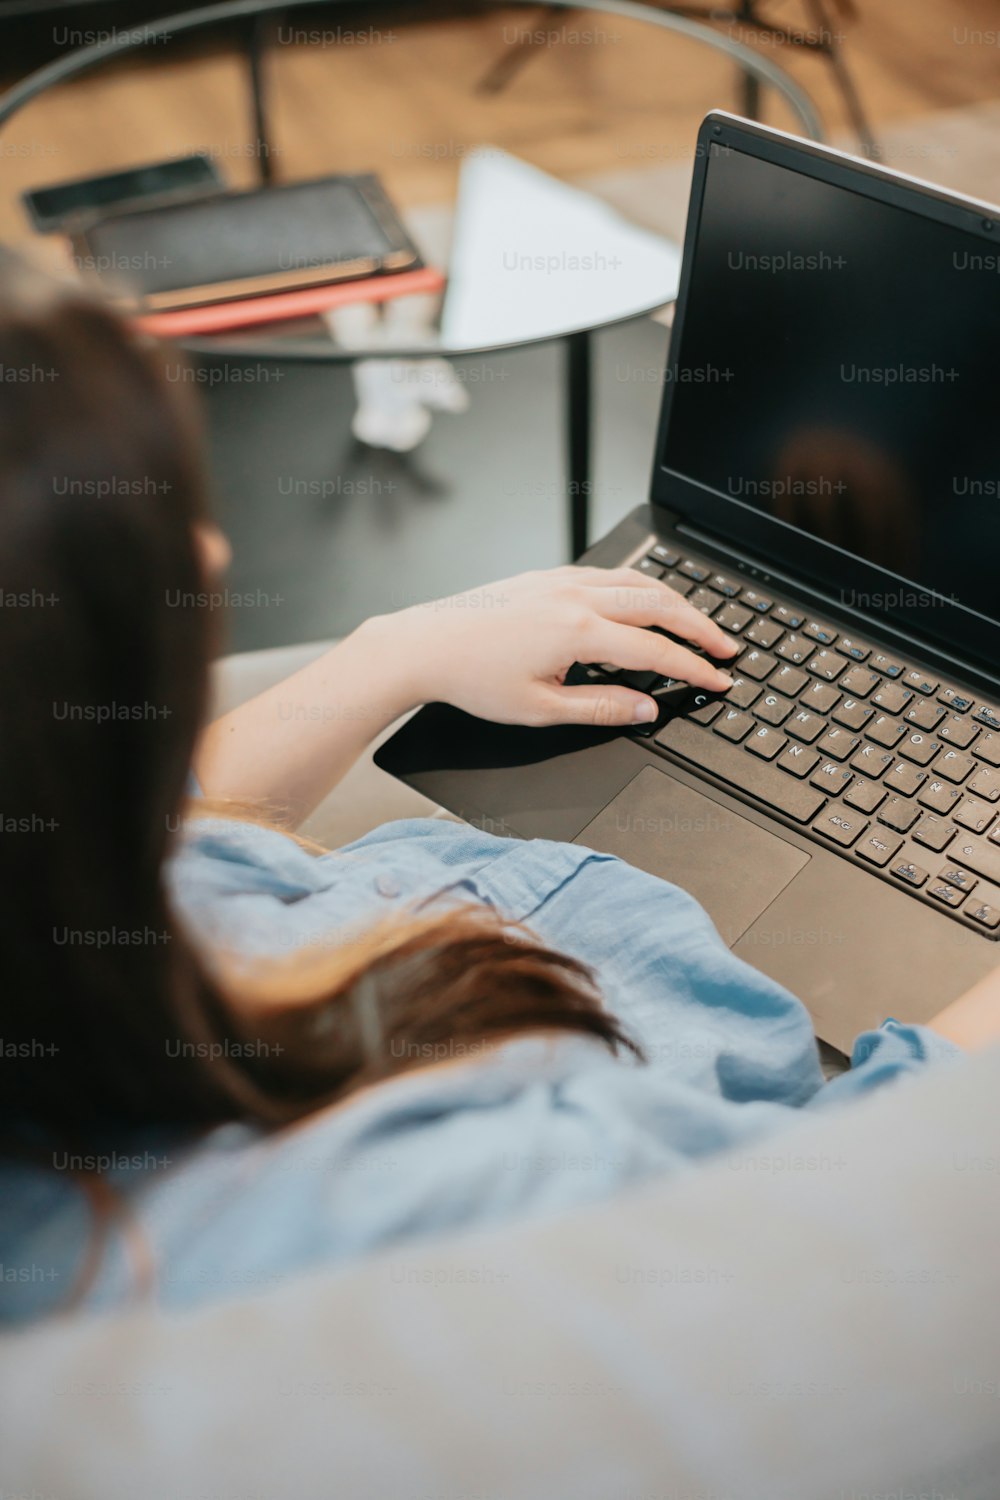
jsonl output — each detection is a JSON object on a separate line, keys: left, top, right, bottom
{"left": 574, "top": 765, "right": 810, "bottom": 946}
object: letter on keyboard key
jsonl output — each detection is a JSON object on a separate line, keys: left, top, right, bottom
{"left": 813, "top": 806, "right": 868, "bottom": 847}
{"left": 655, "top": 719, "right": 827, "bottom": 823}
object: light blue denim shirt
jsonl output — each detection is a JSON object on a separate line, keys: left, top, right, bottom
{"left": 0, "top": 815, "right": 957, "bottom": 1324}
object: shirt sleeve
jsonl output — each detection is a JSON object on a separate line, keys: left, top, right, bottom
{"left": 806, "top": 1017, "right": 961, "bottom": 1112}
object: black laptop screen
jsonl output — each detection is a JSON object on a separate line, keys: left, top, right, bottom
{"left": 660, "top": 141, "right": 1000, "bottom": 627}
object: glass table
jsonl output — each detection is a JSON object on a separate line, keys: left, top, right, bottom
{"left": 0, "top": 0, "right": 823, "bottom": 555}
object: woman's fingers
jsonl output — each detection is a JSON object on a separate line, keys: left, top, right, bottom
{"left": 535, "top": 682, "right": 660, "bottom": 728}
{"left": 586, "top": 582, "right": 739, "bottom": 661}
{"left": 584, "top": 620, "right": 734, "bottom": 693}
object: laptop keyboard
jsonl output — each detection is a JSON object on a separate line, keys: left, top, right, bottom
{"left": 590, "top": 542, "right": 1000, "bottom": 939}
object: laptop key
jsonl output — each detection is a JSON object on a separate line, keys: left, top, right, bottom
{"left": 904, "top": 700, "right": 945, "bottom": 732}
{"left": 771, "top": 663, "right": 808, "bottom": 697}
{"left": 839, "top": 665, "right": 880, "bottom": 698}
{"left": 740, "top": 589, "right": 772, "bottom": 613}
{"left": 891, "top": 857, "right": 928, "bottom": 888}
{"left": 726, "top": 676, "right": 762, "bottom": 710}
{"left": 735, "top": 649, "right": 777, "bottom": 681}
{"left": 904, "top": 670, "right": 939, "bottom": 695}
{"left": 679, "top": 559, "right": 710, "bottom": 583}
{"left": 817, "top": 728, "right": 860, "bottom": 761}
{"left": 813, "top": 805, "right": 868, "bottom": 848}
{"left": 714, "top": 602, "right": 754, "bottom": 634}
{"left": 878, "top": 797, "right": 920, "bottom": 834}
{"left": 777, "top": 743, "right": 820, "bottom": 778}
{"left": 833, "top": 698, "right": 874, "bottom": 732}
{"left": 973, "top": 706, "right": 1000, "bottom": 732}
{"left": 804, "top": 621, "right": 838, "bottom": 646}
{"left": 772, "top": 604, "right": 805, "bottom": 630}
{"left": 871, "top": 653, "right": 904, "bottom": 679}
{"left": 662, "top": 571, "right": 694, "bottom": 597}
{"left": 850, "top": 744, "right": 894, "bottom": 778}
{"left": 802, "top": 680, "right": 840, "bottom": 714}
{"left": 918, "top": 779, "right": 964, "bottom": 815}
{"left": 871, "top": 682, "right": 913, "bottom": 715}
{"left": 940, "top": 865, "right": 976, "bottom": 893}
{"left": 714, "top": 708, "right": 755, "bottom": 743}
{"left": 746, "top": 725, "right": 786, "bottom": 760}
{"left": 968, "top": 766, "right": 1000, "bottom": 803}
{"left": 634, "top": 557, "right": 665, "bottom": 578}
{"left": 911, "top": 814, "right": 956, "bottom": 852}
{"left": 844, "top": 777, "right": 887, "bottom": 814}
{"left": 655, "top": 718, "right": 827, "bottom": 823}
{"left": 838, "top": 637, "right": 871, "bottom": 663}
{"left": 688, "top": 587, "right": 724, "bottom": 615}
{"left": 709, "top": 571, "right": 741, "bottom": 597}
{"left": 775, "top": 633, "right": 812, "bottom": 665}
{"left": 787, "top": 709, "right": 826, "bottom": 744}
{"left": 687, "top": 699, "right": 724, "bottom": 726}
{"left": 743, "top": 618, "right": 784, "bottom": 650}
{"left": 897, "top": 732, "right": 941, "bottom": 767}
{"left": 810, "top": 761, "right": 853, "bottom": 796}
{"left": 888, "top": 761, "right": 928, "bottom": 798}
{"left": 868, "top": 715, "right": 906, "bottom": 748}
{"left": 651, "top": 677, "right": 694, "bottom": 708}
{"left": 932, "top": 748, "right": 975, "bottom": 784}
{"left": 939, "top": 688, "right": 974, "bottom": 713}
{"left": 856, "top": 829, "right": 901, "bottom": 866}
{"left": 938, "top": 715, "right": 978, "bottom": 748}
{"left": 808, "top": 649, "right": 848, "bottom": 683}
{"left": 754, "top": 692, "right": 794, "bottom": 726}
{"left": 973, "top": 733, "right": 1000, "bottom": 767}
{"left": 965, "top": 900, "right": 1000, "bottom": 930}
{"left": 949, "top": 838, "right": 1000, "bottom": 887}
{"left": 927, "top": 880, "right": 964, "bottom": 908}
{"left": 953, "top": 798, "right": 996, "bottom": 835}
{"left": 648, "top": 543, "right": 681, "bottom": 567}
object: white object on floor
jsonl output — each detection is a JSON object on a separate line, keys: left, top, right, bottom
{"left": 325, "top": 291, "right": 468, "bottom": 454}
{"left": 441, "top": 147, "right": 682, "bottom": 348}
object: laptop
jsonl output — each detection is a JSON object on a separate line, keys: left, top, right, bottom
{"left": 376, "top": 110, "right": 1000, "bottom": 1054}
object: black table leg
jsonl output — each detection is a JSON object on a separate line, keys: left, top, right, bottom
{"left": 246, "top": 13, "right": 275, "bottom": 185}
{"left": 565, "top": 329, "right": 592, "bottom": 560}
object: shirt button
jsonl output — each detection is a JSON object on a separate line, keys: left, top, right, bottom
{"left": 374, "top": 874, "right": 401, "bottom": 899}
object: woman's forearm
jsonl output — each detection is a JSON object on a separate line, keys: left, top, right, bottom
{"left": 192, "top": 566, "right": 738, "bottom": 828}
{"left": 193, "top": 614, "right": 419, "bottom": 827}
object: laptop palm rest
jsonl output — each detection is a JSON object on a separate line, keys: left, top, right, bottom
{"left": 574, "top": 765, "right": 809, "bottom": 947}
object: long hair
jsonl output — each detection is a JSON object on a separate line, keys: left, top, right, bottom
{"left": 0, "top": 263, "right": 638, "bottom": 1143}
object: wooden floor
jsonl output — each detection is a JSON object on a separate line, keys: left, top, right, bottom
{"left": 2, "top": 0, "right": 1000, "bottom": 248}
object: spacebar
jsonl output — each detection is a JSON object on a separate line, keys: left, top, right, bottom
{"left": 656, "top": 718, "right": 827, "bottom": 824}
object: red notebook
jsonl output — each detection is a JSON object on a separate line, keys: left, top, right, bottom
{"left": 133, "top": 265, "right": 446, "bottom": 338}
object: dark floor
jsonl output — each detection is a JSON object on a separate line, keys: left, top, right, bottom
{"left": 199, "top": 314, "right": 669, "bottom": 654}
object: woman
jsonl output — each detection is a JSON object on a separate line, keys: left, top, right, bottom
{"left": 0, "top": 267, "right": 992, "bottom": 1325}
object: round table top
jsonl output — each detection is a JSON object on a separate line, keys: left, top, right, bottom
{"left": 0, "top": 0, "right": 823, "bottom": 362}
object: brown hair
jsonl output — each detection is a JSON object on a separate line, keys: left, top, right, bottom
{"left": 0, "top": 260, "right": 639, "bottom": 1143}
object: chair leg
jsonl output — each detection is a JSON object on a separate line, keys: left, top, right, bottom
{"left": 804, "top": 0, "right": 878, "bottom": 156}
{"left": 475, "top": 4, "right": 577, "bottom": 95}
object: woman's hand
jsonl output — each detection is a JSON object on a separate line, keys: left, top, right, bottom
{"left": 375, "top": 565, "right": 738, "bottom": 729}
{"left": 195, "top": 565, "right": 738, "bottom": 827}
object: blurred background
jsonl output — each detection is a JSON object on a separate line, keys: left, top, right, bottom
{"left": 1, "top": 0, "right": 998, "bottom": 650}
